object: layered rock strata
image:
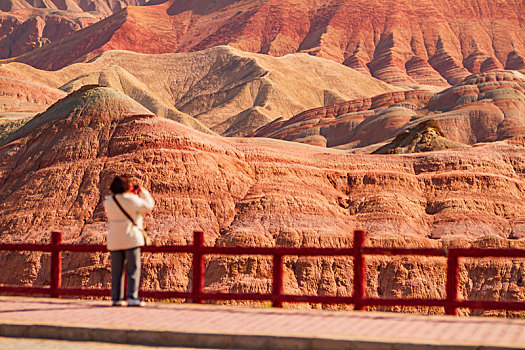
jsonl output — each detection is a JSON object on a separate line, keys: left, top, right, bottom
{"left": 0, "top": 65, "right": 65, "bottom": 138}
{"left": 0, "top": 0, "right": 152, "bottom": 59}
{"left": 0, "top": 9, "right": 101, "bottom": 59}
{"left": 1, "top": 46, "right": 398, "bottom": 137}
{"left": 253, "top": 71, "right": 525, "bottom": 150}
{"left": 0, "top": 86, "right": 524, "bottom": 316}
{"left": 252, "top": 89, "right": 433, "bottom": 148}
{"left": 426, "top": 71, "right": 525, "bottom": 143}
{"left": 4, "top": 0, "right": 525, "bottom": 88}
{"left": 0, "top": 0, "right": 148, "bottom": 14}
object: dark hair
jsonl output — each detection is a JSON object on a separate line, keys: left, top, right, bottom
{"left": 110, "top": 176, "right": 130, "bottom": 194}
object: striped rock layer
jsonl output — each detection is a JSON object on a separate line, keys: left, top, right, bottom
{"left": 3, "top": 0, "right": 525, "bottom": 89}
{"left": 0, "top": 86, "right": 524, "bottom": 316}
{"left": 252, "top": 71, "right": 525, "bottom": 150}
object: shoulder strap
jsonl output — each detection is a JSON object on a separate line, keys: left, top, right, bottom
{"left": 113, "top": 195, "right": 138, "bottom": 227}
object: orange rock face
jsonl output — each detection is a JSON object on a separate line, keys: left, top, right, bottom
{"left": 0, "top": 0, "right": 147, "bottom": 14}
{"left": 427, "top": 71, "right": 525, "bottom": 143}
{"left": 252, "top": 71, "right": 525, "bottom": 150}
{"left": 6, "top": 0, "right": 525, "bottom": 88}
{"left": 252, "top": 89, "right": 433, "bottom": 148}
{"left": 0, "top": 9, "right": 102, "bottom": 59}
{"left": 0, "top": 65, "right": 65, "bottom": 112}
{"left": 0, "top": 1, "right": 525, "bottom": 317}
{"left": 0, "top": 0, "right": 151, "bottom": 59}
{"left": 0, "top": 86, "right": 524, "bottom": 316}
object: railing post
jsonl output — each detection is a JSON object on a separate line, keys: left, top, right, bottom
{"left": 272, "top": 254, "right": 284, "bottom": 307}
{"left": 353, "top": 229, "right": 366, "bottom": 311}
{"left": 445, "top": 250, "right": 459, "bottom": 315}
{"left": 50, "top": 231, "right": 62, "bottom": 298}
{"left": 192, "top": 230, "right": 205, "bottom": 304}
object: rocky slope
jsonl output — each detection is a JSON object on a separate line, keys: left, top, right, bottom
{"left": 0, "top": 64, "right": 65, "bottom": 138}
{"left": 0, "top": 86, "right": 524, "bottom": 316}
{"left": 252, "top": 70, "right": 525, "bottom": 150}
{"left": 0, "top": 0, "right": 151, "bottom": 59}
{"left": 5, "top": 0, "right": 525, "bottom": 89}
{"left": 0, "top": 9, "right": 101, "bottom": 59}
{"left": 252, "top": 89, "right": 433, "bottom": 148}
{"left": 427, "top": 71, "right": 525, "bottom": 143}
{"left": 1, "top": 46, "right": 398, "bottom": 136}
{"left": 373, "top": 120, "right": 467, "bottom": 154}
{"left": 0, "top": 0, "right": 148, "bottom": 14}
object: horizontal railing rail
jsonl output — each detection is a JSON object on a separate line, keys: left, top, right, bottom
{"left": 0, "top": 230, "right": 524, "bottom": 315}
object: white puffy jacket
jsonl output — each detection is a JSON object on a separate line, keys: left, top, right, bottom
{"left": 104, "top": 188, "right": 155, "bottom": 251}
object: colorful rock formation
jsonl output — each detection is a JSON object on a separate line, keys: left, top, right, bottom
{"left": 1, "top": 46, "right": 398, "bottom": 137}
{"left": 0, "top": 86, "right": 523, "bottom": 316}
{"left": 373, "top": 120, "right": 467, "bottom": 154}
{"left": 0, "top": 0, "right": 151, "bottom": 59}
{"left": 427, "top": 71, "right": 525, "bottom": 143}
{"left": 4, "top": 0, "right": 525, "bottom": 89}
{"left": 0, "top": 9, "right": 101, "bottom": 59}
{"left": 0, "top": 0, "right": 148, "bottom": 14}
{"left": 0, "top": 64, "right": 65, "bottom": 138}
{"left": 0, "top": 0, "right": 524, "bottom": 318}
{"left": 253, "top": 71, "right": 525, "bottom": 150}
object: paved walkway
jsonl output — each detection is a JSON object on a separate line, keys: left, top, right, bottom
{"left": 0, "top": 296, "right": 524, "bottom": 349}
{"left": 0, "top": 337, "right": 222, "bottom": 350}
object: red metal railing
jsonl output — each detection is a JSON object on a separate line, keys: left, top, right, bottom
{"left": 1, "top": 230, "right": 525, "bottom": 315}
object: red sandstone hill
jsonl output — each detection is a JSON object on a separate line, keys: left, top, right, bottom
{"left": 5, "top": 0, "right": 525, "bottom": 88}
{"left": 0, "top": 85, "right": 524, "bottom": 315}
{"left": 0, "top": 0, "right": 151, "bottom": 59}
{"left": 252, "top": 71, "right": 525, "bottom": 150}
{"left": 0, "top": 9, "right": 101, "bottom": 59}
{"left": 0, "top": 0, "right": 148, "bottom": 14}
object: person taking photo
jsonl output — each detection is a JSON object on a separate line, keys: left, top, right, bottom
{"left": 104, "top": 175, "right": 154, "bottom": 307}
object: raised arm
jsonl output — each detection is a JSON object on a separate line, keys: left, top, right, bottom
{"left": 130, "top": 187, "right": 155, "bottom": 214}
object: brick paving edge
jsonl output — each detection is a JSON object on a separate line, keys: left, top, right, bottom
{"left": 0, "top": 320, "right": 523, "bottom": 350}
{"left": 1, "top": 296, "right": 524, "bottom": 326}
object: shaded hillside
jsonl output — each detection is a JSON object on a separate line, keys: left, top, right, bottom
{"left": 1, "top": 46, "right": 398, "bottom": 136}
{"left": 0, "top": 0, "right": 153, "bottom": 58}
{"left": 0, "top": 9, "right": 101, "bottom": 59}
{"left": 4, "top": 0, "right": 525, "bottom": 89}
{"left": 0, "top": 0, "right": 149, "bottom": 13}
{"left": 59, "top": 65, "right": 212, "bottom": 134}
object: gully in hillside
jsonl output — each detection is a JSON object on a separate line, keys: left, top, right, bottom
{"left": 103, "top": 176, "right": 155, "bottom": 307}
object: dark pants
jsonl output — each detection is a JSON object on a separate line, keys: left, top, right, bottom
{"left": 110, "top": 247, "right": 141, "bottom": 301}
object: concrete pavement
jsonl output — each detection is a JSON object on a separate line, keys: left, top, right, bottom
{"left": 0, "top": 296, "right": 524, "bottom": 349}
{"left": 0, "top": 337, "right": 225, "bottom": 350}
